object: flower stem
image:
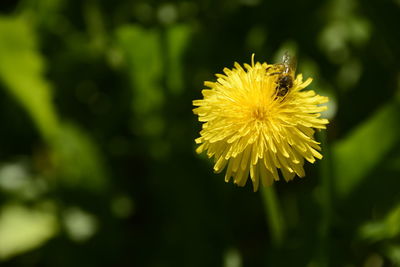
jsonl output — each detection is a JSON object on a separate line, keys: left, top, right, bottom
{"left": 261, "top": 185, "right": 285, "bottom": 247}
{"left": 316, "top": 130, "right": 333, "bottom": 267}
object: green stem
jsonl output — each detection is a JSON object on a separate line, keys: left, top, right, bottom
{"left": 316, "top": 130, "right": 332, "bottom": 267}
{"left": 261, "top": 185, "right": 285, "bottom": 247}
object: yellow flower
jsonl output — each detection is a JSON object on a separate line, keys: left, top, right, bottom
{"left": 193, "top": 54, "right": 329, "bottom": 191}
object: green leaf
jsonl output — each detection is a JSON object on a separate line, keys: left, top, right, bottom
{"left": 115, "top": 24, "right": 165, "bottom": 138}
{"left": 359, "top": 204, "right": 400, "bottom": 242}
{"left": 0, "top": 16, "right": 59, "bottom": 140}
{"left": 0, "top": 16, "right": 107, "bottom": 191}
{"left": 0, "top": 203, "right": 58, "bottom": 260}
{"left": 115, "top": 24, "right": 164, "bottom": 116}
{"left": 333, "top": 102, "right": 400, "bottom": 197}
{"left": 51, "top": 123, "right": 108, "bottom": 191}
{"left": 165, "top": 24, "right": 191, "bottom": 95}
{"left": 385, "top": 244, "right": 400, "bottom": 265}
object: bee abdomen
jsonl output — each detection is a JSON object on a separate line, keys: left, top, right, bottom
{"left": 276, "top": 75, "right": 293, "bottom": 97}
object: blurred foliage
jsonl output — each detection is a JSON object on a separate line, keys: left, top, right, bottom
{"left": 333, "top": 103, "right": 400, "bottom": 197}
{"left": 0, "top": 0, "right": 399, "bottom": 266}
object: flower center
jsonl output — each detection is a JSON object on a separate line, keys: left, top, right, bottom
{"left": 251, "top": 105, "right": 269, "bottom": 121}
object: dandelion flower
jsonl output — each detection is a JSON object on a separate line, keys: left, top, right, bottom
{"left": 193, "top": 54, "right": 329, "bottom": 191}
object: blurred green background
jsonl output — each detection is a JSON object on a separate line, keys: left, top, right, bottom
{"left": 0, "top": 0, "right": 399, "bottom": 266}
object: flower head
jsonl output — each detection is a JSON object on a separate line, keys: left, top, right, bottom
{"left": 193, "top": 54, "right": 329, "bottom": 191}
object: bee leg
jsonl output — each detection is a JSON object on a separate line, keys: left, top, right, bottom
{"left": 268, "top": 71, "right": 282, "bottom": 76}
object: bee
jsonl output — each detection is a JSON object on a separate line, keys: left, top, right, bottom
{"left": 267, "top": 52, "right": 297, "bottom": 99}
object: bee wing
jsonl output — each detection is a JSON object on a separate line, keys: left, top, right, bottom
{"left": 282, "top": 52, "right": 297, "bottom": 74}
{"left": 288, "top": 54, "right": 297, "bottom": 74}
